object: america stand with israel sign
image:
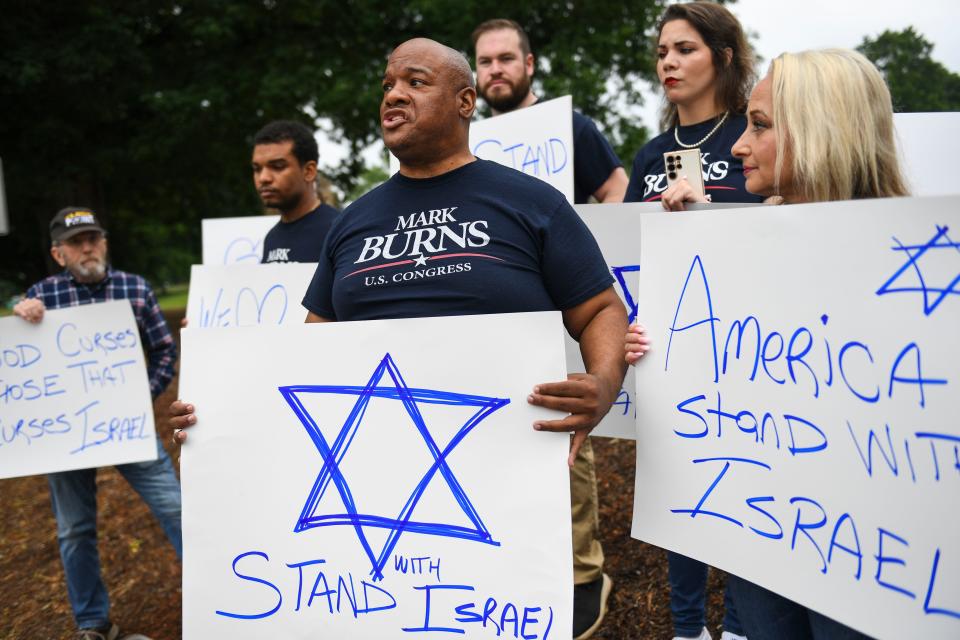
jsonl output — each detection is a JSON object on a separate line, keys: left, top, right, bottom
{"left": 632, "top": 196, "right": 959, "bottom": 639}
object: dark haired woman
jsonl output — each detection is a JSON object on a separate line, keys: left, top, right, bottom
{"left": 626, "top": 8, "right": 757, "bottom": 639}
{"left": 624, "top": 2, "right": 762, "bottom": 212}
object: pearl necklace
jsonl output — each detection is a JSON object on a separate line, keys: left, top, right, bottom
{"left": 674, "top": 111, "right": 729, "bottom": 149}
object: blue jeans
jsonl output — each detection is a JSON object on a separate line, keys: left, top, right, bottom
{"left": 727, "top": 575, "right": 871, "bottom": 639}
{"left": 669, "top": 551, "right": 744, "bottom": 637}
{"left": 47, "top": 437, "right": 182, "bottom": 629}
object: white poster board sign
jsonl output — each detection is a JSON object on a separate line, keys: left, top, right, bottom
{"left": 632, "top": 196, "right": 960, "bottom": 639}
{"left": 570, "top": 202, "right": 765, "bottom": 439}
{"left": 186, "top": 263, "right": 317, "bottom": 328}
{"left": 201, "top": 215, "right": 279, "bottom": 265}
{"left": 390, "top": 97, "right": 575, "bottom": 203}
{"left": 894, "top": 112, "right": 960, "bottom": 197}
{"left": 0, "top": 301, "right": 157, "bottom": 479}
{"left": 180, "top": 311, "right": 573, "bottom": 638}
{"left": 568, "top": 204, "right": 644, "bottom": 439}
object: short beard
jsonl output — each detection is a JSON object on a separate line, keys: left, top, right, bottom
{"left": 481, "top": 74, "right": 532, "bottom": 113}
{"left": 71, "top": 258, "right": 107, "bottom": 283}
{"left": 265, "top": 193, "right": 303, "bottom": 215}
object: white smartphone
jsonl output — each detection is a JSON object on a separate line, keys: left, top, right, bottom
{"left": 663, "top": 149, "right": 705, "bottom": 199}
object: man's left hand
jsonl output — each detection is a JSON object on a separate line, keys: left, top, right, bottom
{"left": 13, "top": 298, "right": 45, "bottom": 323}
{"left": 527, "top": 372, "right": 616, "bottom": 467}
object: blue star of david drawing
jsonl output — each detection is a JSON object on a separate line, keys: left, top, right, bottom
{"left": 278, "top": 353, "right": 508, "bottom": 581}
{"left": 612, "top": 264, "right": 641, "bottom": 323}
{"left": 876, "top": 224, "right": 960, "bottom": 315}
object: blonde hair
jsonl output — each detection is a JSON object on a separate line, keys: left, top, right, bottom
{"left": 771, "top": 48, "right": 909, "bottom": 202}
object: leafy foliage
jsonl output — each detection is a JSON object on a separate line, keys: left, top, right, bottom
{"left": 0, "top": 0, "right": 679, "bottom": 289}
{"left": 857, "top": 27, "right": 960, "bottom": 112}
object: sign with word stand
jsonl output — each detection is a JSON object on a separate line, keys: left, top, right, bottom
{"left": 631, "top": 196, "right": 960, "bottom": 639}
{"left": 201, "top": 215, "right": 279, "bottom": 265}
{"left": 186, "top": 263, "right": 317, "bottom": 328}
{"left": 0, "top": 301, "right": 157, "bottom": 479}
{"left": 390, "top": 97, "right": 575, "bottom": 203}
{"left": 180, "top": 311, "right": 573, "bottom": 639}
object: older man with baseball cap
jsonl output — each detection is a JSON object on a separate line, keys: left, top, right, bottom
{"left": 13, "top": 207, "right": 180, "bottom": 640}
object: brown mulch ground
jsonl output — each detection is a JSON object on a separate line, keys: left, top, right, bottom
{"left": 0, "top": 310, "right": 730, "bottom": 639}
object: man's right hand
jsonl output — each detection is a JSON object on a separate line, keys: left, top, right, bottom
{"left": 13, "top": 298, "right": 45, "bottom": 323}
{"left": 169, "top": 400, "right": 196, "bottom": 444}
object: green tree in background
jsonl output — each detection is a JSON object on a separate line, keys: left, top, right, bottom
{"left": 0, "top": 0, "right": 683, "bottom": 290}
{"left": 857, "top": 27, "right": 960, "bottom": 112}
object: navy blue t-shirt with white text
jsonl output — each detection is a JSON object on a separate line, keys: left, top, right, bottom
{"left": 302, "top": 160, "right": 613, "bottom": 321}
{"left": 261, "top": 203, "right": 339, "bottom": 263}
{"left": 572, "top": 111, "right": 623, "bottom": 204}
{"left": 624, "top": 114, "right": 762, "bottom": 204}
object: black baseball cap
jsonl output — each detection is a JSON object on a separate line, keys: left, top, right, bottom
{"left": 50, "top": 206, "right": 107, "bottom": 243}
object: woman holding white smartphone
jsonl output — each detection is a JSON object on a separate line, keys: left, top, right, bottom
{"left": 624, "top": 7, "right": 761, "bottom": 640}
{"left": 623, "top": 2, "right": 763, "bottom": 212}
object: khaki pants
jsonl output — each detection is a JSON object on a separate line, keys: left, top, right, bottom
{"left": 570, "top": 437, "right": 604, "bottom": 584}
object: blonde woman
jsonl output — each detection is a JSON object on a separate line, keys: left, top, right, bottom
{"left": 732, "top": 48, "right": 908, "bottom": 204}
{"left": 627, "top": 48, "right": 906, "bottom": 639}
{"left": 726, "top": 48, "right": 905, "bottom": 639}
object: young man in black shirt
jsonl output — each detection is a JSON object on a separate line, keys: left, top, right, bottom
{"left": 251, "top": 120, "right": 339, "bottom": 263}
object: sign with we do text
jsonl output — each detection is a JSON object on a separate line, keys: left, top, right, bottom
{"left": 186, "top": 263, "right": 317, "bottom": 329}
{"left": 0, "top": 301, "right": 157, "bottom": 479}
{"left": 632, "top": 196, "right": 959, "bottom": 639}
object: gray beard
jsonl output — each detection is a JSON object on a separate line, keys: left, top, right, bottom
{"left": 72, "top": 259, "right": 107, "bottom": 283}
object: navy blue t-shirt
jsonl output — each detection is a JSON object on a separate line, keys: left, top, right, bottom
{"left": 624, "top": 114, "right": 763, "bottom": 204}
{"left": 261, "top": 203, "right": 339, "bottom": 263}
{"left": 572, "top": 111, "right": 623, "bottom": 204}
{"left": 302, "top": 159, "right": 613, "bottom": 321}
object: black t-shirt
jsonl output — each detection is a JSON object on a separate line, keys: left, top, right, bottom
{"left": 261, "top": 204, "right": 339, "bottom": 263}
{"left": 624, "top": 114, "right": 763, "bottom": 204}
{"left": 302, "top": 159, "right": 613, "bottom": 321}
{"left": 572, "top": 111, "right": 623, "bottom": 204}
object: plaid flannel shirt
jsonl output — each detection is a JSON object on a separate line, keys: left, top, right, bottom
{"left": 25, "top": 268, "right": 177, "bottom": 399}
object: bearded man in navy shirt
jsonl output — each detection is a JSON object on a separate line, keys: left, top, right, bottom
{"left": 171, "top": 39, "right": 627, "bottom": 639}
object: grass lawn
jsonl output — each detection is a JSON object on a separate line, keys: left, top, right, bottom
{"left": 156, "top": 282, "right": 189, "bottom": 311}
{"left": 0, "top": 284, "right": 188, "bottom": 317}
